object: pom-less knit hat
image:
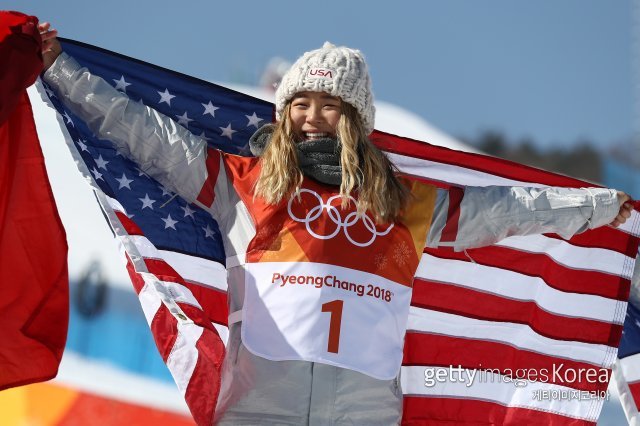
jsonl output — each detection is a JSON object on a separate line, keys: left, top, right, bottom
{"left": 275, "top": 42, "right": 375, "bottom": 135}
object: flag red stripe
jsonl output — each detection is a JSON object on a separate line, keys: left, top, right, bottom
{"left": 544, "top": 230, "right": 639, "bottom": 258}
{"left": 143, "top": 258, "right": 228, "bottom": 325}
{"left": 422, "top": 247, "right": 630, "bottom": 301}
{"left": 401, "top": 396, "right": 595, "bottom": 426}
{"left": 115, "top": 211, "right": 144, "bottom": 235}
{"left": 371, "top": 130, "right": 592, "bottom": 188}
{"left": 412, "top": 279, "right": 622, "bottom": 346}
{"left": 143, "top": 258, "right": 190, "bottom": 285}
{"left": 149, "top": 303, "right": 179, "bottom": 363}
{"left": 403, "top": 333, "right": 610, "bottom": 393}
{"left": 184, "top": 329, "right": 225, "bottom": 426}
{"left": 628, "top": 381, "right": 640, "bottom": 411}
{"left": 181, "top": 283, "right": 228, "bottom": 327}
{"left": 440, "top": 187, "right": 463, "bottom": 243}
{"left": 196, "top": 148, "right": 221, "bottom": 207}
{"left": 125, "top": 255, "right": 146, "bottom": 295}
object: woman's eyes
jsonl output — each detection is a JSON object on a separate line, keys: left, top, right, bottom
{"left": 292, "top": 101, "right": 339, "bottom": 109}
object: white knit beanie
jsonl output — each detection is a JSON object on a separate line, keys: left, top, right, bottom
{"left": 275, "top": 42, "right": 375, "bottom": 135}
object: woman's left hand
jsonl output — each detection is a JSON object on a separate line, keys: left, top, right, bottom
{"left": 611, "top": 191, "right": 633, "bottom": 227}
{"left": 38, "top": 22, "right": 61, "bottom": 71}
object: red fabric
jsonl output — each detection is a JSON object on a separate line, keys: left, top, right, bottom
{"left": 629, "top": 382, "right": 640, "bottom": 413}
{"left": 402, "top": 396, "right": 595, "bottom": 426}
{"left": 0, "top": 11, "right": 69, "bottom": 391}
{"left": 0, "top": 11, "right": 42, "bottom": 123}
{"left": 196, "top": 147, "right": 221, "bottom": 207}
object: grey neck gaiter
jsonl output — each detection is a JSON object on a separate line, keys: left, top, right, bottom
{"left": 248, "top": 124, "right": 343, "bottom": 187}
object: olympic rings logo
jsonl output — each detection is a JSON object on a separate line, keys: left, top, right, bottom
{"left": 287, "top": 189, "right": 394, "bottom": 248}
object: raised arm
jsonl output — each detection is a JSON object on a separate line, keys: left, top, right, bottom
{"left": 40, "top": 29, "right": 209, "bottom": 205}
{"left": 427, "top": 185, "right": 630, "bottom": 251}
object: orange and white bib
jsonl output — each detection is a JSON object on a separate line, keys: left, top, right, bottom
{"left": 224, "top": 155, "right": 438, "bottom": 379}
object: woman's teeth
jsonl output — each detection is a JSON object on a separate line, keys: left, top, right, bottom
{"left": 305, "top": 132, "right": 329, "bottom": 139}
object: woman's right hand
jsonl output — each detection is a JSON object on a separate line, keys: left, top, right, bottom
{"left": 39, "top": 22, "right": 61, "bottom": 71}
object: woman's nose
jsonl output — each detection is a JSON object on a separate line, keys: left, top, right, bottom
{"left": 306, "top": 105, "right": 323, "bottom": 123}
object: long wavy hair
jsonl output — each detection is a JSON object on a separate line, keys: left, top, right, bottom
{"left": 254, "top": 102, "right": 409, "bottom": 223}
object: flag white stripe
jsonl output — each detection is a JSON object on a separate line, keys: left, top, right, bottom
{"left": 496, "top": 235, "right": 633, "bottom": 279}
{"left": 618, "top": 353, "right": 640, "bottom": 383}
{"left": 618, "top": 210, "right": 640, "bottom": 237}
{"left": 155, "top": 279, "right": 204, "bottom": 309}
{"left": 104, "top": 195, "right": 128, "bottom": 215}
{"left": 389, "top": 153, "right": 546, "bottom": 187}
{"left": 167, "top": 323, "right": 205, "bottom": 396}
{"left": 407, "top": 307, "right": 617, "bottom": 368}
{"left": 213, "top": 322, "right": 229, "bottom": 346}
{"left": 137, "top": 274, "right": 206, "bottom": 396}
{"left": 157, "top": 248, "right": 228, "bottom": 291}
{"left": 401, "top": 365, "right": 604, "bottom": 422}
{"left": 138, "top": 279, "right": 163, "bottom": 325}
{"left": 613, "top": 362, "right": 640, "bottom": 425}
{"left": 417, "top": 254, "right": 624, "bottom": 324}
{"left": 124, "top": 235, "right": 227, "bottom": 291}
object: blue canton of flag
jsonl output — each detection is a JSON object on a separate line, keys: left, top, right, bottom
{"left": 615, "top": 299, "right": 640, "bottom": 422}
{"left": 620, "top": 301, "right": 640, "bottom": 359}
{"left": 40, "top": 38, "right": 273, "bottom": 264}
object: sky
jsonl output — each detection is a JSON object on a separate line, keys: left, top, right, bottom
{"left": 4, "top": 0, "right": 637, "bottom": 150}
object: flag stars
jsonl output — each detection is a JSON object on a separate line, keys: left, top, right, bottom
{"left": 199, "top": 130, "right": 211, "bottom": 142}
{"left": 181, "top": 205, "right": 196, "bottom": 219}
{"left": 219, "top": 123, "right": 236, "bottom": 140}
{"left": 139, "top": 194, "right": 156, "bottom": 210}
{"left": 176, "top": 111, "right": 194, "bottom": 127}
{"left": 202, "top": 101, "right": 219, "bottom": 117}
{"left": 116, "top": 173, "right": 133, "bottom": 190}
{"left": 63, "top": 111, "right": 74, "bottom": 126}
{"left": 245, "top": 112, "right": 263, "bottom": 128}
{"left": 160, "top": 186, "right": 173, "bottom": 197}
{"left": 90, "top": 167, "right": 103, "bottom": 181}
{"left": 76, "top": 139, "right": 89, "bottom": 152}
{"left": 157, "top": 88, "right": 176, "bottom": 106}
{"left": 113, "top": 75, "right": 131, "bottom": 92}
{"left": 203, "top": 225, "right": 216, "bottom": 239}
{"left": 44, "top": 86, "right": 55, "bottom": 98}
{"left": 94, "top": 155, "right": 109, "bottom": 170}
{"left": 162, "top": 214, "right": 178, "bottom": 230}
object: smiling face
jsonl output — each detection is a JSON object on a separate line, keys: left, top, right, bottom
{"left": 289, "top": 91, "right": 342, "bottom": 142}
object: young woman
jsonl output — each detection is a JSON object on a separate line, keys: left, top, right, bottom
{"left": 39, "top": 24, "right": 633, "bottom": 425}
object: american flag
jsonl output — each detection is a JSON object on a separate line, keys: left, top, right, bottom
{"left": 615, "top": 300, "right": 640, "bottom": 423}
{"left": 39, "top": 38, "right": 640, "bottom": 425}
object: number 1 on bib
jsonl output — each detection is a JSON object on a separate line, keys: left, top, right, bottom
{"left": 321, "top": 299, "right": 344, "bottom": 353}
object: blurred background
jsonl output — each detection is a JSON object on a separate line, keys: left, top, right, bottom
{"left": 0, "top": 1, "right": 638, "bottom": 424}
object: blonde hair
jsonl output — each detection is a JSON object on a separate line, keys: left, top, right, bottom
{"left": 255, "top": 102, "right": 409, "bottom": 223}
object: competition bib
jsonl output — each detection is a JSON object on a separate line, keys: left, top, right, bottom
{"left": 241, "top": 261, "right": 413, "bottom": 380}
